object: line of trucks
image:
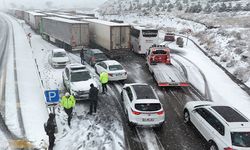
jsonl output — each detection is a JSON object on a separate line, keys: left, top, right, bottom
{"left": 8, "top": 9, "right": 189, "bottom": 87}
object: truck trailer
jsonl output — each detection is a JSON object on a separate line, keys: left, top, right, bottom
{"left": 83, "top": 19, "right": 131, "bottom": 58}
{"left": 27, "top": 11, "right": 46, "bottom": 32}
{"left": 41, "top": 17, "right": 89, "bottom": 51}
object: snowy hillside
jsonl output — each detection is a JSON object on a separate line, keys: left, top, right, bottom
{"left": 97, "top": 0, "right": 250, "bottom": 86}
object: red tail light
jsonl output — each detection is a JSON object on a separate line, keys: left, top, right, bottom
{"left": 180, "top": 83, "right": 189, "bottom": 87}
{"left": 131, "top": 109, "right": 141, "bottom": 115}
{"left": 108, "top": 73, "right": 113, "bottom": 77}
{"left": 159, "top": 83, "right": 169, "bottom": 87}
{"left": 224, "top": 147, "right": 233, "bottom": 150}
{"left": 156, "top": 110, "right": 164, "bottom": 115}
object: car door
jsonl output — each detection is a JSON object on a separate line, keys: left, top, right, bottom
{"left": 85, "top": 50, "right": 91, "bottom": 63}
{"left": 193, "top": 108, "right": 214, "bottom": 141}
{"left": 123, "top": 87, "right": 133, "bottom": 115}
{"left": 96, "top": 62, "right": 105, "bottom": 75}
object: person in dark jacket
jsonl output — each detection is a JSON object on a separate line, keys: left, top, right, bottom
{"left": 80, "top": 49, "right": 84, "bottom": 64}
{"left": 45, "top": 113, "right": 56, "bottom": 150}
{"left": 88, "top": 84, "right": 99, "bottom": 115}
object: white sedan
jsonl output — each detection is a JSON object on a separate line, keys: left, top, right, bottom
{"left": 121, "top": 83, "right": 165, "bottom": 128}
{"left": 94, "top": 60, "right": 127, "bottom": 81}
{"left": 49, "top": 49, "right": 70, "bottom": 68}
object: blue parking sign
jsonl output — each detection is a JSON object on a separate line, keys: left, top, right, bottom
{"left": 45, "top": 90, "right": 60, "bottom": 103}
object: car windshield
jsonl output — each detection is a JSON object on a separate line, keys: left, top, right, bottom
{"left": 231, "top": 132, "right": 250, "bottom": 147}
{"left": 71, "top": 71, "right": 91, "bottom": 82}
{"left": 94, "top": 53, "right": 107, "bottom": 60}
{"left": 109, "top": 65, "right": 123, "bottom": 71}
{"left": 53, "top": 52, "right": 66, "bottom": 57}
{"left": 135, "top": 103, "right": 161, "bottom": 111}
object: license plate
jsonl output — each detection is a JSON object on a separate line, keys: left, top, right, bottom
{"left": 142, "top": 118, "right": 154, "bottom": 122}
{"left": 116, "top": 73, "right": 122, "bottom": 76}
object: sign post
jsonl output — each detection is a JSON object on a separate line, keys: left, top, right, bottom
{"left": 44, "top": 90, "right": 60, "bottom": 113}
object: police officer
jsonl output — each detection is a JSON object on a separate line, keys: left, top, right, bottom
{"left": 60, "top": 92, "right": 76, "bottom": 127}
{"left": 88, "top": 83, "right": 99, "bottom": 115}
{"left": 99, "top": 71, "right": 108, "bottom": 94}
{"left": 45, "top": 113, "right": 56, "bottom": 150}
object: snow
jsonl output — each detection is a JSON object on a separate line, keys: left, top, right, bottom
{"left": 44, "top": 17, "right": 87, "bottom": 24}
{"left": 84, "top": 19, "right": 130, "bottom": 26}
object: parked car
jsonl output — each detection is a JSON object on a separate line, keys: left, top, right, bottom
{"left": 121, "top": 83, "right": 165, "bottom": 128}
{"left": 84, "top": 49, "right": 108, "bottom": 66}
{"left": 184, "top": 101, "right": 250, "bottom": 150}
{"left": 49, "top": 49, "right": 70, "bottom": 68}
{"left": 62, "top": 63, "right": 100, "bottom": 100}
{"left": 94, "top": 60, "right": 127, "bottom": 81}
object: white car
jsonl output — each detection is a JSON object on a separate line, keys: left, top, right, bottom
{"left": 184, "top": 101, "right": 250, "bottom": 150}
{"left": 62, "top": 63, "right": 100, "bottom": 100}
{"left": 94, "top": 60, "right": 127, "bottom": 81}
{"left": 49, "top": 49, "right": 70, "bottom": 68}
{"left": 121, "top": 83, "right": 165, "bottom": 128}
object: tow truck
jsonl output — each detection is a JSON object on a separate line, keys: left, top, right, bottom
{"left": 146, "top": 45, "right": 189, "bottom": 87}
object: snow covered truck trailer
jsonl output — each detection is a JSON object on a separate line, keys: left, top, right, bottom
{"left": 146, "top": 45, "right": 189, "bottom": 87}
{"left": 41, "top": 17, "right": 89, "bottom": 51}
{"left": 14, "top": 9, "right": 24, "bottom": 20}
{"left": 83, "top": 19, "right": 131, "bottom": 58}
{"left": 27, "top": 12, "right": 47, "bottom": 32}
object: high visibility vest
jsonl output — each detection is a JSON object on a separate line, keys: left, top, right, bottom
{"left": 100, "top": 72, "right": 108, "bottom": 84}
{"left": 60, "top": 95, "right": 76, "bottom": 109}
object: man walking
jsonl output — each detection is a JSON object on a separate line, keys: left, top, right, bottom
{"left": 99, "top": 71, "right": 108, "bottom": 94}
{"left": 45, "top": 113, "right": 56, "bottom": 150}
{"left": 60, "top": 92, "right": 76, "bottom": 127}
{"left": 88, "top": 84, "right": 99, "bottom": 115}
{"left": 80, "top": 49, "right": 84, "bottom": 64}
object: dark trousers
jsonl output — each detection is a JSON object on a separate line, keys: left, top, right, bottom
{"left": 102, "top": 83, "right": 107, "bottom": 93}
{"left": 89, "top": 100, "right": 98, "bottom": 114}
{"left": 48, "top": 134, "right": 55, "bottom": 150}
{"left": 64, "top": 107, "right": 73, "bottom": 126}
{"left": 81, "top": 57, "right": 84, "bottom": 64}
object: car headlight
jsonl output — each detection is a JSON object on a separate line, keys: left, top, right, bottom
{"left": 70, "top": 90, "right": 77, "bottom": 96}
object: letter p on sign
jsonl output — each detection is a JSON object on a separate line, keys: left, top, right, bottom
{"left": 45, "top": 90, "right": 60, "bottom": 104}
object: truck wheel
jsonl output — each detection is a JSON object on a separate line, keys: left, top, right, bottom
{"left": 209, "top": 141, "right": 218, "bottom": 150}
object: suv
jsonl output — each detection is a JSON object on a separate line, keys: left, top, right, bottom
{"left": 121, "top": 83, "right": 165, "bottom": 128}
{"left": 49, "top": 49, "right": 70, "bottom": 68}
{"left": 84, "top": 49, "right": 108, "bottom": 66}
{"left": 62, "top": 63, "right": 100, "bottom": 100}
{"left": 184, "top": 101, "right": 250, "bottom": 150}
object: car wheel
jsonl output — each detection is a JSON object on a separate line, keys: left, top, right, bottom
{"left": 121, "top": 91, "right": 123, "bottom": 101}
{"left": 154, "top": 123, "right": 164, "bottom": 131}
{"left": 209, "top": 142, "right": 218, "bottom": 150}
{"left": 183, "top": 109, "right": 190, "bottom": 124}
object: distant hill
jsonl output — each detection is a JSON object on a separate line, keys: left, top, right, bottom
{"left": 98, "top": 0, "right": 250, "bottom": 15}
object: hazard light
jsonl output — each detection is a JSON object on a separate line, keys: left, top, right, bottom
{"left": 179, "top": 83, "right": 189, "bottom": 87}
{"left": 156, "top": 110, "right": 164, "bottom": 115}
{"left": 158, "top": 83, "right": 169, "bottom": 86}
{"left": 131, "top": 109, "right": 141, "bottom": 115}
{"left": 108, "top": 73, "right": 113, "bottom": 77}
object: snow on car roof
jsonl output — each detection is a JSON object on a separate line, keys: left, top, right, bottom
{"left": 52, "top": 49, "right": 66, "bottom": 53}
{"left": 83, "top": 19, "right": 130, "bottom": 27}
{"left": 43, "top": 17, "right": 88, "bottom": 24}
{"left": 103, "top": 60, "right": 121, "bottom": 66}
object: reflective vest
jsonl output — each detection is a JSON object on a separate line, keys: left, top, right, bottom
{"left": 100, "top": 72, "right": 108, "bottom": 84}
{"left": 60, "top": 95, "right": 76, "bottom": 109}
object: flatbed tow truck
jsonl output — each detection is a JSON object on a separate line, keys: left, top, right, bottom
{"left": 146, "top": 45, "right": 189, "bottom": 87}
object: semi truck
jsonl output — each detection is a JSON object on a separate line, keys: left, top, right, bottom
{"left": 83, "top": 19, "right": 131, "bottom": 58}
{"left": 146, "top": 45, "right": 189, "bottom": 87}
{"left": 41, "top": 17, "right": 89, "bottom": 51}
{"left": 27, "top": 11, "right": 47, "bottom": 32}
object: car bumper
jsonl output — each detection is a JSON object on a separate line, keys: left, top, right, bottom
{"left": 109, "top": 75, "right": 127, "bottom": 81}
{"left": 74, "top": 94, "right": 89, "bottom": 101}
{"left": 52, "top": 62, "right": 68, "bottom": 67}
{"left": 129, "top": 115, "right": 165, "bottom": 127}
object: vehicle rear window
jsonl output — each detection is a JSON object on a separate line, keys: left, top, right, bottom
{"left": 231, "top": 132, "right": 250, "bottom": 147}
{"left": 71, "top": 71, "right": 91, "bottom": 82}
{"left": 142, "top": 30, "right": 158, "bottom": 37}
{"left": 109, "top": 65, "right": 123, "bottom": 71}
{"left": 54, "top": 52, "right": 66, "bottom": 57}
{"left": 135, "top": 103, "right": 161, "bottom": 111}
{"left": 94, "top": 53, "right": 107, "bottom": 60}
{"left": 212, "top": 106, "right": 248, "bottom": 122}
{"left": 152, "top": 50, "right": 168, "bottom": 55}
{"left": 132, "top": 85, "right": 156, "bottom": 99}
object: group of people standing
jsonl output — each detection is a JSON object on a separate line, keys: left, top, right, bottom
{"left": 44, "top": 50, "right": 109, "bottom": 149}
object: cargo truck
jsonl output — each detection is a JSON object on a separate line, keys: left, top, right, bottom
{"left": 41, "top": 17, "right": 89, "bottom": 51}
{"left": 146, "top": 45, "right": 189, "bottom": 87}
{"left": 27, "top": 11, "right": 46, "bottom": 32}
{"left": 83, "top": 19, "right": 131, "bottom": 58}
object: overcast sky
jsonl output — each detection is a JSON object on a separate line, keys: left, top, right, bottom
{"left": 0, "top": 0, "right": 107, "bottom": 9}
